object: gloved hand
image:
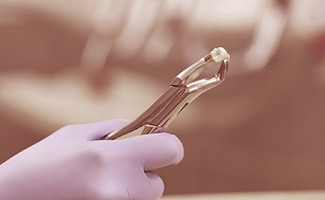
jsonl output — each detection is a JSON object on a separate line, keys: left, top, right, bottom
{"left": 0, "top": 119, "right": 184, "bottom": 200}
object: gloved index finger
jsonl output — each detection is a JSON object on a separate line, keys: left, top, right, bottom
{"left": 71, "top": 119, "right": 130, "bottom": 141}
{"left": 118, "top": 133, "right": 184, "bottom": 171}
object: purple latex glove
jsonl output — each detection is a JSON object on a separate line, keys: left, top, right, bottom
{"left": 0, "top": 119, "right": 184, "bottom": 200}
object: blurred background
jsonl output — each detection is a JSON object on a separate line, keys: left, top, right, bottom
{"left": 1, "top": 0, "right": 325, "bottom": 197}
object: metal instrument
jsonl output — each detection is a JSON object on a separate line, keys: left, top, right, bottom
{"left": 104, "top": 47, "right": 230, "bottom": 140}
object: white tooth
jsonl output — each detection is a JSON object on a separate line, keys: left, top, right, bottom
{"left": 211, "top": 47, "right": 230, "bottom": 63}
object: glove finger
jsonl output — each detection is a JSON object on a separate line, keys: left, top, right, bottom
{"left": 114, "top": 133, "right": 184, "bottom": 171}
{"left": 125, "top": 171, "right": 164, "bottom": 200}
{"left": 144, "top": 171, "right": 164, "bottom": 200}
{"left": 74, "top": 119, "right": 130, "bottom": 140}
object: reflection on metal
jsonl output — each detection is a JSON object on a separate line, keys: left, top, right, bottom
{"left": 104, "top": 47, "right": 230, "bottom": 140}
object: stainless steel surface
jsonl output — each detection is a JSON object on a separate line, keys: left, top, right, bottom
{"left": 104, "top": 47, "right": 229, "bottom": 140}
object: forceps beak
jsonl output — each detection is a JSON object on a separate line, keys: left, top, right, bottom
{"left": 104, "top": 47, "right": 230, "bottom": 140}
{"left": 171, "top": 47, "right": 229, "bottom": 93}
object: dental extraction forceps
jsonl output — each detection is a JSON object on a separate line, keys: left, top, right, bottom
{"left": 104, "top": 47, "right": 230, "bottom": 140}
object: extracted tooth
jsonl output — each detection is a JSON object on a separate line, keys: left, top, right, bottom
{"left": 211, "top": 47, "right": 230, "bottom": 63}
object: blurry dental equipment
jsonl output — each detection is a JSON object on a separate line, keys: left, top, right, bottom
{"left": 78, "top": 0, "right": 286, "bottom": 93}
{"left": 104, "top": 47, "right": 229, "bottom": 140}
{"left": 79, "top": 0, "right": 131, "bottom": 88}
{"left": 242, "top": 0, "right": 288, "bottom": 72}
{"left": 79, "top": 0, "right": 195, "bottom": 91}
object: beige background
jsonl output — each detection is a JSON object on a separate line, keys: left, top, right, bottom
{"left": 1, "top": 0, "right": 325, "bottom": 196}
